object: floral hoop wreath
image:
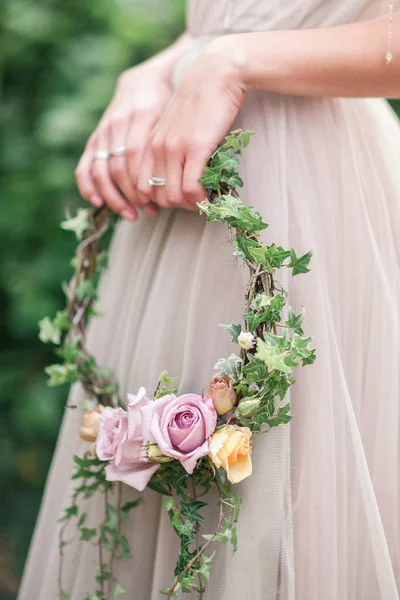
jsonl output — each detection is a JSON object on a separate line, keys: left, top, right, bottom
{"left": 40, "top": 130, "right": 316, "bottom": 600}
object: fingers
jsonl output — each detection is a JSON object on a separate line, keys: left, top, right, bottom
{"left": 182, "top": 146, "right": 209, "bottom": 208}
{"left": 124, "top": 119, "right": 159, "bottom": 217}
{"left": 146, "top": 133, "right": 209, "bottom": 211}
{"left": 148, "top": 134, "right": 169, "bottom": 208}
{"left": 108, "top": 121, "right": 138, "bottom": 208}
{"left": 91, "top": 130, "right": 137, "bottom": 221}
{"left": 75, "top": 136, "right": 103, "bottom": 208}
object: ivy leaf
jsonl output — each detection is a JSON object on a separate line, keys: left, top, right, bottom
{"left": 255, "top": 339, "right": 292, "bottom": 375}
{"left": 58, "top": 504, "right": 78, "bottom": 523}
{"left": 267, "top": 244, "right": 291, "bottom": 268}
{"left": 219, "top": 322, "right": 242, "bottom": 343}
{"left": 268, "top": 403, "right": 292, "bottom": 426}
{"left": 302, "top": 348, "right": 316, "bottom": 366}
{"left": 80, "top": 527, "right": 97, "bottom": 541}
{"left": 198, "top": 196, "right": 268, "bottom": 234}
{"left": 243, "top": 311, "right": 266, "bottom": 332}
{"left": 241, "top": 354, "right": 268, "bottom": 381}
{"left": 104, "top": 503, "right": 118, "bottom": 530}
{"left": 147, "top": 479, "right": 173, "bottom": 496}
{"left": 287, "top": 249, "right": 312, "bottom": 276}
{"left": 181, "top": 500, "right": 208, "bottom": 523}
{"left": 214, "top": 353, "right": 242, "bottom": 382}
{"left": 160, "top": 583, "right": 180, "bottom": 597}
{"left": 285, "top": 307, "right": 305, "bottom": 335}
{"left": 290, "top": 334, "right": 314, "bottom": 359}
{"left": 246, "top": 245, "right": 268, "bottom": 265}
{"left": 196, "top": 551, "right": 216, "bottom": 584}
{"left": 77, "top": 512, "right": 87, "bottom": 527}
{"left": 60, "top": 208, "right": 91, "bottom": 240}
{"left": 121, "top": 499, "right": 142, "bottom": 521}
{"left": 154, "top": 370, "right": 179, "bottom": 399}
{"left": 220, "top": 171, "right": 244, "bottom": 189}
{"left": 223, "top": 129, "right": 255, "bottom": 150}
{"left": 198, "top": 166, "right": 221, "bottom": 189}
{"left": 38, "top": 317, "right": 61, "bottom": 345}
{"left": 60, "top": 591, "right": 71, "bottom": 600}
{"left": 39, "top": 310, "right": 70, "bottom": 344}
{"left": 112, "top": 584, "right": 128, "bottom": 599}
{"left": 213, "top": 150, "right": 240, "bottom": 171}
{"left": 75, "top": 279, "right": 97, "bottom": 302}
{"left": 45, "top": 363, "right": 78, "bottom": 387}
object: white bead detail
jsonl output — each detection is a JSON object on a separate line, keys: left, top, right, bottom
{"left": 386, "top": 1, "right": 394, "bottom": 64}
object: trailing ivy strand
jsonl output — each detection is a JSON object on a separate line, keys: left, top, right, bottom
{"left": 39, "top": 129, "right": 316, "bottom": 599}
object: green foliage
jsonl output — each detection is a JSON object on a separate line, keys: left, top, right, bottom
{"left": 153, "top": 370, "right": 179, "bottom": 399}
{"left": 214, "top": 353, "right": 242, "bottom": 382}
{"left": 0, "top": 1, "right": 185, "bottom": 595}
{"left": 60, "top": 209, "right": 91, "bottom": 240}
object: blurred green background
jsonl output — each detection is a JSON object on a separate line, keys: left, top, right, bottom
{"left": 0, "top": 1, "right": 399, "bottom": 598}
{"left": 0, "top": 1, "right": 184, "bottom": 597}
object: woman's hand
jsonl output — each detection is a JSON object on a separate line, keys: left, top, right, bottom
{"left": 139, "top": 39, "right": 246, "bottom": 210}
{"left": 75, "top": 64, "right": 173, "bottom": 221}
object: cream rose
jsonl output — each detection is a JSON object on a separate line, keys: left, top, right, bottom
{"left": 209, "top": 425, "right": 252, "bottom": 484}
{"left": 207, "top": 376, "right": 236, "bottom": 415}
{"left": 79, "top": 405, "right": 104, "bottom": 442}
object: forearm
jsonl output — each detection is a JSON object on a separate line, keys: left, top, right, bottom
{"left": 218, "top": 16, "right": 400, "bottom": 98}
{"left": 121, "top": 33, "right": 193, "bottom": 85}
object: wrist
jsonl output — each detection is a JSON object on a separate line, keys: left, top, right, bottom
{"left": 119, "top": 33, "right": 195, "bottom": 89}
{"left": 208, "top": 32, "right": 287, "bottom": 93}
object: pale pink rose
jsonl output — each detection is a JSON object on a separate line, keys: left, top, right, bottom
{"left": 96, "top": 388, "right": 159, "bottom": 491}
{"left": 142, "top": 393, "right": 217, "bottom": 474}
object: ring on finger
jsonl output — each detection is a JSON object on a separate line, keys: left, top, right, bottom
{"left": 109, "top": 146, "right": 126, "bottom": 157}
{"left": 92, "top": 149, "right": 110, "bottom": 161}
{"left": 148, "top": 176, "right": 166, "bottom": 187}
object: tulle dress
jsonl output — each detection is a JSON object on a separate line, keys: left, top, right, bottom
{"left": 18, "top": 1, "right": 400, "bottom": 598}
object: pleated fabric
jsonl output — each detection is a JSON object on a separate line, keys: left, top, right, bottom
{"left": 18, "top": 2, "right": 400, "bottom": 599}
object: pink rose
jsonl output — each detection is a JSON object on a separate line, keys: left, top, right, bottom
{"left": 96, "top": 388, "right": 159, "bottom": 491}
{"left": 142, "top": 393, "right": 217, "bottom": 474}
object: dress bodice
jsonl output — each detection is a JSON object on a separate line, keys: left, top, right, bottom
{"left": 187, "top": 0, "right": 388, "bottom": 36}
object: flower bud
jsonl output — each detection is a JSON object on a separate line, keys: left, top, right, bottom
{"left": 238, "top": 331, "right": 255, "bottom": 350}
{"left": 79, "top": 405, "right": 104, "bottom": 442}
{"left": 147, "top": 444, "right": 174, "bottom": 463}
{"left": 237, "top": 397, "right": 261, "bottom": 418}
{"left": 207, "top": 376, "right": 236, "bottom": 415}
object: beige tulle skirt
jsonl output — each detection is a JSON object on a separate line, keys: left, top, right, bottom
{"left": 18, "top": 88, "right": 400, "bottom": 599}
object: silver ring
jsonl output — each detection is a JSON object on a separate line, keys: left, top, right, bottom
{"left": 109, "top": 146, "right": 126, "bottom": 157}
{"left": 148, "top": 176, "right": 166, "bottom": 187}
{"left": 92, "top": 149, "right": 110, "bottom": 161}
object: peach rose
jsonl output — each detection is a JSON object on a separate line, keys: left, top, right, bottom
{"left": 209, "top": 425, "right": 252, "bottom": 484}
{"left": 207, "top": 376, "right": 236, "bottom": 415}
{"left": 79, "top": 405, "right": 104, "bottom": 442}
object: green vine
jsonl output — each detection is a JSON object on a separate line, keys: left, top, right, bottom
{"left": 39, "top": 129, "right": 316, "bottom": 599}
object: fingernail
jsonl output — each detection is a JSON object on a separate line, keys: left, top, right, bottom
{"left": 121, "top": 209, "right": 136, "bottom": 222}
{"left": 90, "top": 195, "right": 103, "bottom": 207}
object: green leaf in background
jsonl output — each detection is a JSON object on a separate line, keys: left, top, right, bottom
{"left": 112, "top": 583, "right": 128, "bottom": 598}
{"left": 60, "top": 208, "right": 91, "bottom": 240}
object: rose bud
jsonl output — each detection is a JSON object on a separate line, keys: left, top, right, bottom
{"left": 238, "top": 331, "right": 255, "bottom": 350}
{"left": 79, "top": 405, "right": 104, "bottom": 442}
{"left": 207, "top": 376, "right": 237, "bottom": 415}
{"left": 237, "top": 397, "right": 261, "bottom": 418}
{"left": 147, "top": 443, "right": 173, "bottom": 463}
